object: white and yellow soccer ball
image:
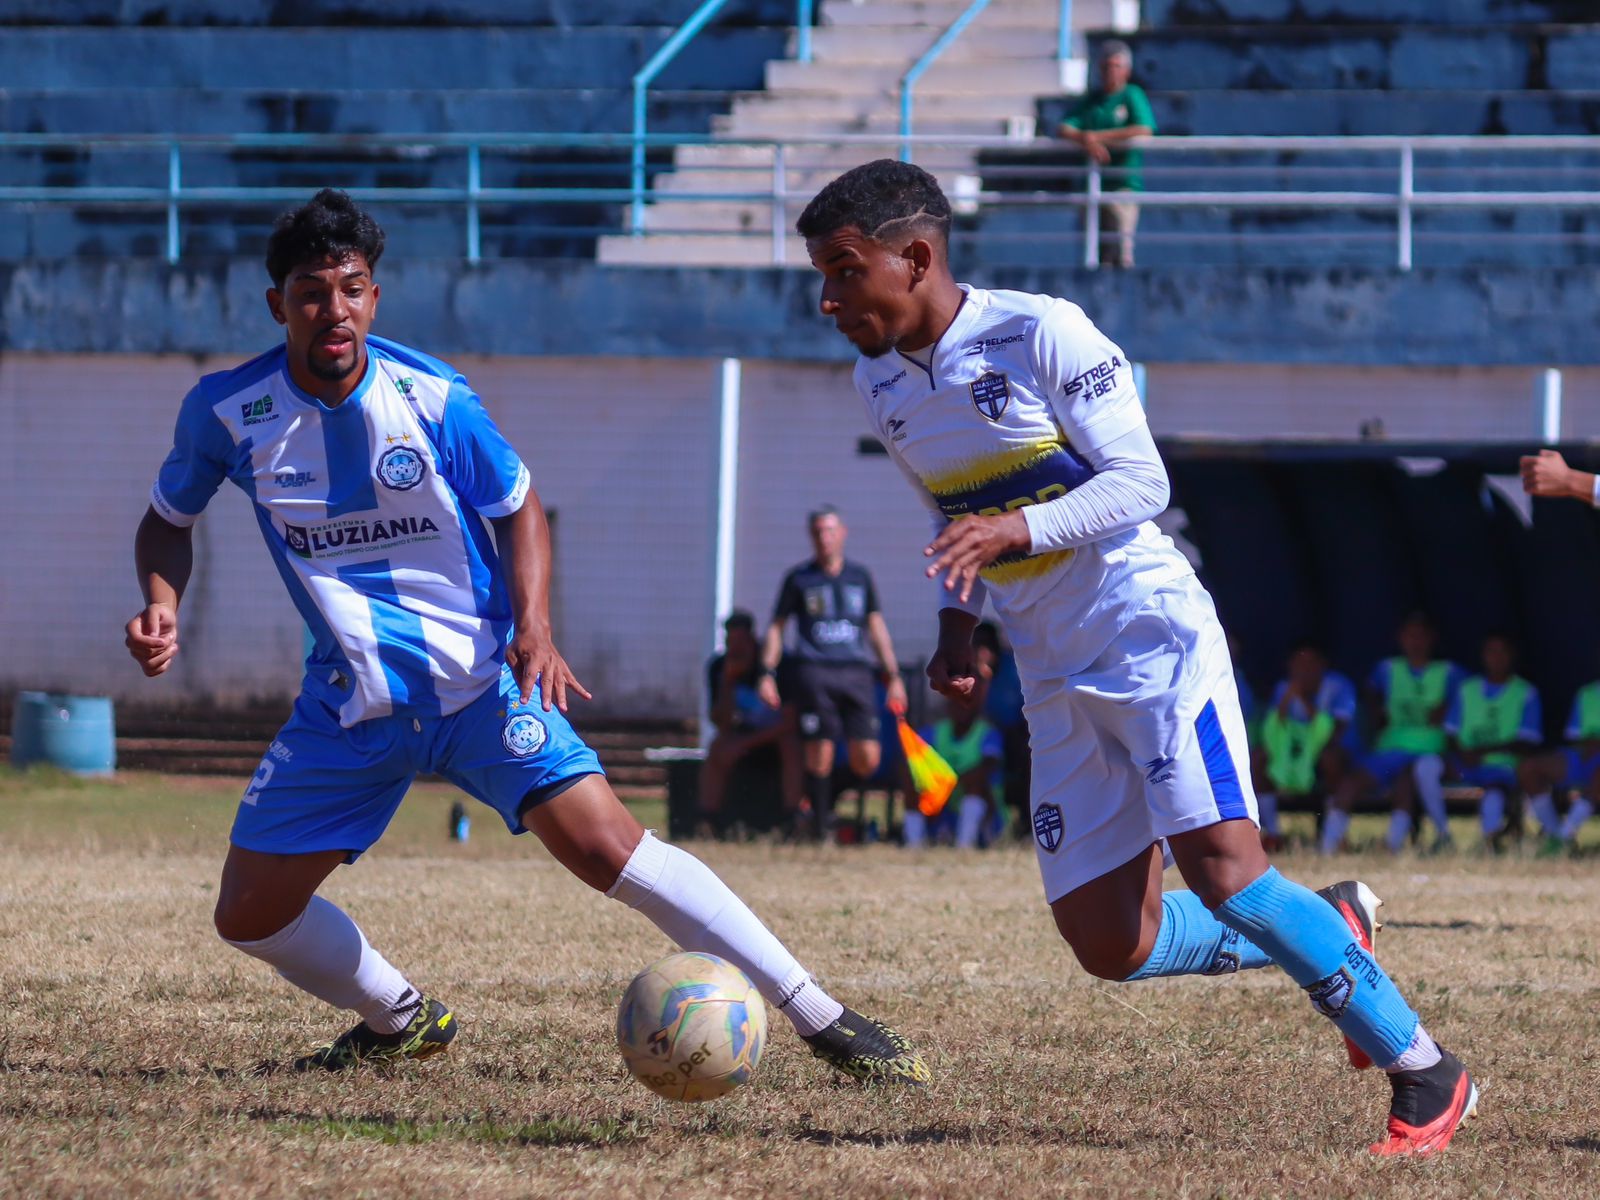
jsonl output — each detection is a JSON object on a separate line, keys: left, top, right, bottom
{"left": 616, "top": 951, "right": 767, "bottom": 1102}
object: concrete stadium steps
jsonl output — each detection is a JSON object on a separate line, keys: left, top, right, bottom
{"left": 0, "top": 89, "right": 738, "bottom": 136}
{"left": 599, "top": 0, "right": 1118, "bottom": 266}
{"left": 1091, "top": 25, "right": 1600, "bottom": 93}
{"left": 763, "top": 57, "right": 1066, "bottom": 94}
{"left": 1119, "top": 89, "right": 1600, "bottom": 136}
{"left": 1141, "top": 0, "right": 1597, "bottom": 27}
{"left": 0, "top": 0, "right": 800, "bottom": 26}
{"left": 0, "top": 27, "right": 787, "bottom": 92}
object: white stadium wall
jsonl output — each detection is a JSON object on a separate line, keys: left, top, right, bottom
{"left": 3, "top": 352, "right": 1592, "bottom": 718}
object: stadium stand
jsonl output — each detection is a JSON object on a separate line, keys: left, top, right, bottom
{"left": 972, "top": 0, "right": 1600, "bottom": 267}
{"left": 0, "top": 0, "right": 793, "bottom": 259}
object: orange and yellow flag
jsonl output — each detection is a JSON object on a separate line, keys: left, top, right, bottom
{"left": 892, "top": 706, "right": 958, "bottom": 818}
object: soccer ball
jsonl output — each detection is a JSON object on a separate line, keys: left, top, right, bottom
{"left": 616, "top": 951, "right": 767, "bottom": 1102}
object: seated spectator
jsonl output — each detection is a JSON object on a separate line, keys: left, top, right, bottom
{"left": 1414, "top": 632, "right": 1541, "bottom": 852}
{"left": 1251, "top": 641, "right": 1357, "bottom": 853}
{"left": 1517, "top": 665, "right": 1600, "bottom": 856}
{"left": 699, "top": 610, "right": 797, "bottom": 835}
{"left": 1330, "top": 613, "right": 1464, "bottom": 854}
{"left": 901, "top": 658, "right": 1005, "bottom": 850}
{"left": 973, "top": 621, "right": 1029, "bottom": 836}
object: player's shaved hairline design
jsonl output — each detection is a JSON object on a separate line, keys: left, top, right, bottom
{"left": 797, "top": 158, "right": 953, "bottom": 250}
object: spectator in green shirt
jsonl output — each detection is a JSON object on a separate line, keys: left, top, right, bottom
{"left": 1056, "top": 40, "right": 1155, "bottom": 268}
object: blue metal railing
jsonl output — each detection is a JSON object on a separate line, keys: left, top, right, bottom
{"left": 8, "top": 132, "right": 1600, "bottom": 270}
{"left": 631, "top": 0, "right": 735, "bottom": 235}
{"left": 797, "top": 0, "right": 815, "bottom": 64}
{"left": 899, "top": 0, "right": 994, "bottom": 162}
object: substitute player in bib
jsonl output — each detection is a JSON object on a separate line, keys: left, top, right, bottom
{"left": 123, "top": 189, "right": 927, "bottom": 1085}
{"left": 797, "top": 160, "right": 1474, "bottom": 1154}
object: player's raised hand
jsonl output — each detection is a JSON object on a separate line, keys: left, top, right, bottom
{"left": 506, "top": 624, "right": 592, "bottom": 713}
{"left": 925, "top": 512, "right": 1032, "bottom": 604}
{"left": 125, "top": 603, "right": 179, "bottom": 677}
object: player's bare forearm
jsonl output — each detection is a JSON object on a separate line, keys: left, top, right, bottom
{"left": 760, "top": 622, "right": 785, "bottom": 673}
{"left": 1092, "top": 125, "right": 1151, "bottom": 145}
{"left": 135, "top": 506, "right": 193, "bottom": 610}
{"left": 491, "top": 489, "right": 591, "bottom": 711}
{"left": 866, "top": 611, "right": 898, "bottom": 676}
{"left": 925, "top": 511, "right": 1029, "bottom": 604}
{"left": 127, "top": 507, "right": 193, "bottom": 677}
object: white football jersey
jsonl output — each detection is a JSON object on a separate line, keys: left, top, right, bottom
{"left": 855, "top": 286, "right": 1192, "bottom": 677}
{"left": 151, "top": 335, "right": 530, "bottom": 727}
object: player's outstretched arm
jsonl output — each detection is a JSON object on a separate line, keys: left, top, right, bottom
{"left": 490, "top": 487, "right": 592, "bottom": 713}
{"left": 125, "top": 506, "right": 193, "bottom": 677}
{"left": 1520, "top": 448, "right": 1598, "bottom": 504}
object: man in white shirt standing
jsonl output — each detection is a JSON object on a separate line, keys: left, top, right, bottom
{"left": 797, "top": 159, "right": 1475, "bottom": 1156}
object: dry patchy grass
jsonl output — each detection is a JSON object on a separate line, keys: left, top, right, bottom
{"left": 2, "top": 770, "right": 1598, "bottom": 1198}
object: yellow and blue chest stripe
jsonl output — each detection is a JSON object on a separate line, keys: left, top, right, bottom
{"left": 919, "top": 436, "right": 1096, "bottom": 584}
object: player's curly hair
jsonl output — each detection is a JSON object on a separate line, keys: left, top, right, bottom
{"left": 795, "top": 159, "right": 952, "bottom": 247}
{"left": 265, "top": 188, "right": 386, "bottom": 286}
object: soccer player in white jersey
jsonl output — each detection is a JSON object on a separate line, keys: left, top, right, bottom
{"left": 122, "top": 189, "right": 927, "bottom": 1084}
{"left": 797, "top": 160, "right": 1476, "bottom": 1154}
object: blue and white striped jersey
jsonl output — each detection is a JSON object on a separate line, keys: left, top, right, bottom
{"left": 151, "top": 335, "right": 531, "bottom": 727}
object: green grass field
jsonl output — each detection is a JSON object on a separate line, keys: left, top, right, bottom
{"left": 3, "top": 768, "right": 1598, "bottom": 1198}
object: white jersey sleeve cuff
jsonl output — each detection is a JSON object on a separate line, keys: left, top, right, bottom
{"left": 478, "top": 462, "right": 531, "bottom": 518}
{"left": 149, "top": 482, "right": 201, "bottom": 528}
{"left": 1591, "top": 473, "right": 1600, "bottom": 507}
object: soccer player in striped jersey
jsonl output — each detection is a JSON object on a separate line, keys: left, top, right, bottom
{"left": 798, "top": 160, "right": 1475, "bottom": 1154}
{"left": 123, "top": 189, "right": 926, "bottom": 1085}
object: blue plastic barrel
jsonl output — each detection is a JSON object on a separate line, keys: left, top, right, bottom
{"left": 9, "top": 692, "right": 116, "bottom": 775}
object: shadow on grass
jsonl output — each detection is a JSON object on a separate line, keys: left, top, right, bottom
{"left": 1564, "top": 1137, "right": 1600, "bottom": 1153}
{"left": 1385, "top": 920, "right": 1528, "bottom": 933}
{"left": 254, "top": 1110, "right": 641, "bottom": 1147}
{"left": 787, "top": 1123, "right": 1139, "bottom": 1150}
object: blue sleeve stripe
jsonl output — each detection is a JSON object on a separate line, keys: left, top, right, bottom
{"left": 1196, "top": 699, "right": 1249, "bottom": 821}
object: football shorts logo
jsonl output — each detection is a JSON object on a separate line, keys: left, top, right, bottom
{"left": 502, "top": 712, "right": 548, "bottom": 758}
{"left": 1033, "top": 802, "right": 1064, "bottom": 853}
{"left": 969, "top": 371, "right": 1010, "bottom": 420}
{"left": 1306, "top": 966, "right": 1355, "bottom": 1018}
{"left": 377, "top": 444, "right": 427, "bottom": 491}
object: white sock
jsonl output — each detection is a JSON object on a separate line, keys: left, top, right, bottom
{"left": 956, "top": 795, "right": 986, "bottom": 849}
{"left": 1386, "top": 1023, "right": 1443, "bottom": 1074}
{"left": 1529, "top": 791, "right": 1561, "bottom": 837}
{"left": 1413, "top": 755, "right": 1450, "bottom": 837}
{"left": 1256, "top": 792, "right": 1280, "bottom": 837}
{"left": 902, "top": 809, "right": 928, "bottom": 847}
{"left": 608, "top": 832, "right": 844, "bottom": 1036}
{"left": 1481, "top": 788, "right": 1506, "bottom": 837}
{"left": 223, "top": 895, "right": 420, "bottom": 1033}
{"left": 1385, "top": 809, "right": 1413, "bottom": 853}
{"left": 1320, "top": 808, "right": 1352, "bottom": 855}
{"left": 1560, "top": 797, "right": 1594, "bottom": 842}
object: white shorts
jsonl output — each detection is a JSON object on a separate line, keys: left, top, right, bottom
{"left": 1020, "top": 574, "right": 1257, "bottom": 903}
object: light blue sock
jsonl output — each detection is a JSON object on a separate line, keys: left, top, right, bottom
{"left": 1215, "top": 867, "right": 1419, "bottom": 1068}
{"left": 1125, "top": 890, "right": 1274, "bottom": 980}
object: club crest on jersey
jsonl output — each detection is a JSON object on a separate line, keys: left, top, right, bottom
{"left": 502, "top": 712, "right": 548, "bottom": 758}
{"left": 1033, "top": 802, "right": 1063, "bottom": 852}
{"left": 969, "top": 371, "right": 1010, "bottom": 421}
{"left": 377, "top": 443, "right": 427, "bottom": 491}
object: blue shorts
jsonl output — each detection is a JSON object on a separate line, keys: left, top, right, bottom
{"left": 231, "top": 666, "right": 604, "bottom": 861}
{"left": 1363, "top": 749, "right": 1424, "bottom": 788}
{"left": 1454, "top": 760, "right": 1517, "bottom": 790}
{"left": 1564, "top": 748, "right": 1600, "bottom": 787}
